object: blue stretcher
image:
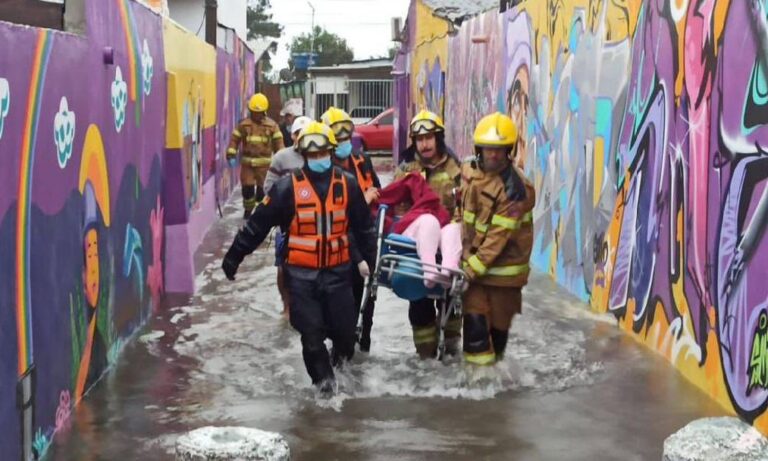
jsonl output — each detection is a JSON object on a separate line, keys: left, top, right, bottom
{"left": 358, "top": 205, "right": 467, "bottom": 361}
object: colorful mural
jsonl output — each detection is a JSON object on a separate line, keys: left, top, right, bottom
{"left": 0, "top": 0, "right": 254, "bottom": 458}
{"left": 401, "top": 0, "right": 768, "bottom": 434}
{"left": 406, "top": 0, "right": 450, "bottom": 146}
{"left": 216, "top": 40, "right": 255, "bottom": 213}
{"left": 163, "top": 20, "right": 217, "bottom": 218}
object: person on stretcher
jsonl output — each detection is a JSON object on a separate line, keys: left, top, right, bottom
{"left": 373, "top": 164, "right": 462, "bottom": 289}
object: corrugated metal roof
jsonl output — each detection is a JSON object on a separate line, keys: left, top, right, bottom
{"left": 422, "top": 0, "right": 498, "bottom": 22}
{"left": 310, "top": 58, "right": 393, "bottom": 71}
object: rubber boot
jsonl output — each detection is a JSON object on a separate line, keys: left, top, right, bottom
{"left": 490, "top": 328, "right": 509, "bottom": 361}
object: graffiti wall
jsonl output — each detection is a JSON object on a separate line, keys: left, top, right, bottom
{"left": 406, "top": 0, "right": 768, "bottom": 433}
{"left": 216, "top": 39, "right": 254, "bottom": 214}
{"left": 0, "top": 0, "right": 254, "bottom": 458}
{"left": 410, "top": 0, "right": 449, "bottom": 117}
{"left": 162, "top": 20, "right": 253, "bottom": 294}
{"left": 444, "top": 11, "right": 505, "bottom": 158}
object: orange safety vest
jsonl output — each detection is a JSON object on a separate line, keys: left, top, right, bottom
{"left": 351, "top": 153, "right": 375, "bottom": 192}
{"left": 286, "top": 169, "right": 351, "bottom": 268}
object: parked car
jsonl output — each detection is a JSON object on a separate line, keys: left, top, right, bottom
{"left": 354, "top": 107, "right": 394, "bottom": 152}
{"left": 350, "top": 106, "right": 386, "bottom": 125}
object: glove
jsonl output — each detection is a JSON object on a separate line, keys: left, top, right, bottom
{"left": 222, "top": 251, "right": 241, "bottom": 280}
{"left": 462, "top": 260, "right": 477, "bottom": 282}
{"left": 358, "top": 260, "right": 371, "bottom": 278}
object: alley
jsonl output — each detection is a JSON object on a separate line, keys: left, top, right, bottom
{"left": 48, "top": 191, "right": 727, "bottom": 460}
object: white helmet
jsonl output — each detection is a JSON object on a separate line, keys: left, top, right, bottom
{"left": 291, "top": 116, "right": 312, "bottom": 135}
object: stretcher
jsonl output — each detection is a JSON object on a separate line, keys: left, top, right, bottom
{"left": 357, "top": 204, "right": 467, "bottom": 361}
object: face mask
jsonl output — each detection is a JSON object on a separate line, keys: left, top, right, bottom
{"left": 307, "top": 156, "right": 332, "bottom": 173}
{"left": 335, "top": 141, "right": 353, "bottom": 159}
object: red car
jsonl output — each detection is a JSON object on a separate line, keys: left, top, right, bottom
{"left": 354, "top": 108, "right": 394, "bottom": 152}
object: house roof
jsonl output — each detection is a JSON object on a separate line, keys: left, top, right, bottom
{"left": 309, "top": 58, "right": 393, "bottom": 71}
{"left": 422, "top": 0, "right": 498, "bottom": 22}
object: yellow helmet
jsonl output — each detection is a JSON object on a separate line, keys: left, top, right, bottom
{"left": 321, "top": 106, "right": 354, "bottom": 141}
{"left": 297, "top": 121, "right": 338, "bottom": 153}
{"left": 410, "top": 110, "right": 444, "bottom": 136}
{"left": 473, "top": 112, "right": 518, "bottom": 148}
{"left": 248, "top": 93, "right": 269, "bottom": 113}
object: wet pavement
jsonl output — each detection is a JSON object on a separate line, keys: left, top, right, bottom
{"left": 48, "top": 170, "right": 729, "bottom": 460}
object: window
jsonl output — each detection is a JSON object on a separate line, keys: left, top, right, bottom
{"left": 351, "top": 107, "right": 384, "bottom": 119}
{"left": 0, "top": 0, "right": 65, "bottom": 30}
{"left": 378, "top": 112, "right": 393, "bottom": 125}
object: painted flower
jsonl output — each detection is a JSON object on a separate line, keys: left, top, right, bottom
{"left": 0, "top": 77, "right": 9, "bottom": 140}
{"left": 111, "top": 66, "right": 128, "bottom": 132}
{"left": 54, "top": 96, "right": 76, "bottom": 168}
{"left": 55, "top": 390, "right": 72, "bottom": 432}
{"left": 141, "top": 39, "right": 153, "bottom": 96}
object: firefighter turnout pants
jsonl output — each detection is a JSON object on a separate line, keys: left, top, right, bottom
{"left": 462, "top": 284, "right": 522, "bottom": 365}
{"left": 241, "top": 159, "right": 269, "bottom": 213}
{"left": 409, "top": 297, "right": 462, "bottom": 358}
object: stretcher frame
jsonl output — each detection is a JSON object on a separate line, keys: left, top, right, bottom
{"left": 357, "top": 205, "right": 467, "bottom": 361}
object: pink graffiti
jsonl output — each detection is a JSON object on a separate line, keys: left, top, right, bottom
{"left": 147, "top": 196, "right": 164, "bottom": 309}
{"left": 684, "top": 0, "right": 716, "bottom": 309}
{"left": 55, "top": 390, "right": 71, "bottom": 432}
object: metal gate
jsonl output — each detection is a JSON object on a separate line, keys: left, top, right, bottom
{"left": 305, "top": 78, "right": 393, "bottom": 123}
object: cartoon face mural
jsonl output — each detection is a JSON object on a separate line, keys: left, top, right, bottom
{"left": 83, "top": 206, "right": 100, "bottom": 308}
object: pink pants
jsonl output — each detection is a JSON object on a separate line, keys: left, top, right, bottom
{"left": 400, "top": 214, "right": 462, "bottom": 288}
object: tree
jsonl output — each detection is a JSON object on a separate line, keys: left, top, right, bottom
{"left": 247, "top": 0, "right": 282, "bottom": 40}
{"left": 289, "top": 26, "right": 354, "bottom": 68}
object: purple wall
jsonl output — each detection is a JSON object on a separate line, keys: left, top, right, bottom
{"left": 162, "top": 33, "right": 254, "bottom": 294}
{"left": 0, "top": 0, "right": 254, "bottom": 458}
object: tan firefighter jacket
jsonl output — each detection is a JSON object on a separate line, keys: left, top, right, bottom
{"left": 461, "top": 162, "right": 535, "bottom": 287}
{"left": 227, "top": 117, "right": 284, "bottom": 168}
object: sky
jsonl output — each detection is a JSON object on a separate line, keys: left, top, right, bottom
{"left": 267, "top": 0, "right": 411, "bottom": 72}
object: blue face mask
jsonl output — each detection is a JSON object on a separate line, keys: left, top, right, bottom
{"left": 307, "top": 156, "right": 332, "bottom": 173}
{"left": 335, "top": 141, "right": 353, "bottom": 159}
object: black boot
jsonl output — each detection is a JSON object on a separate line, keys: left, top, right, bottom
{"left": 490, "top": 328, "right": 509, "bottom": 360}
{"left": 359, "top": 332, "right": 371, "bottom": 353}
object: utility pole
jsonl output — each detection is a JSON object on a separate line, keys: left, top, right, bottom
{"left": 307, "top": 1, "right": 316, "bottom": 119}
{"left": 307, "top": 1, "right": 315, "bottom": 67}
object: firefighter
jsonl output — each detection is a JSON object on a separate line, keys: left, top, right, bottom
{"left": 460, "top": 112, "right": 535, "bottom": 366}
{"left": 226, "top": 93, "right": 284, "bottom": 219}
{"left": 221, "top": 121, "right": 376, "bottom": 395}
{"left": 321, "top": 106, "right": 381, "bottom": 352}
{"left": 395, "top": 109, "right": 463, "bottom": 359}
